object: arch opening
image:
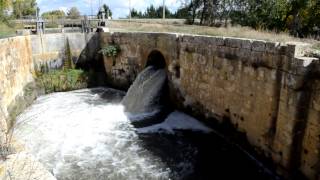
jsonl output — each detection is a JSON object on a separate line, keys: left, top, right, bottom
{"left": 146, "top": 50, "right": 166, "bottom": 69}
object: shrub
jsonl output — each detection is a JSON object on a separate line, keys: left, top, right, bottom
{"left": 36, "top": 69, "right": 88, "bottom": 93}
{"left": 99, "top": 44, "right": 121, "bottom": 57}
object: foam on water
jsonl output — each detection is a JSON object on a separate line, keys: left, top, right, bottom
{"left": 14, "top": 88, "right": 278, "bottom": 180}
{"left": 137, "top": 111, "right": 212, "bottom": 134}
{"left": 14, "top": 88, "right": 173, "bottom": 180}
{"left": 121, "top": 66, "right": 168, "bottom": 117}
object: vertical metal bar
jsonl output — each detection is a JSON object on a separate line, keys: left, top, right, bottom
{"left": 163, "top": 0, "right": 165, "bottom": 19}
{"left": 129, "top": 0, "right": 131, "bottom": 20}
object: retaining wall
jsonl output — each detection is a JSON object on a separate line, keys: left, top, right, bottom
{"left": 101, "top": 32, "right": 320, "bottom": 179}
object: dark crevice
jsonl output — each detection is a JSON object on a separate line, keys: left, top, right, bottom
{"left": 267, "top": 69, "right": 283, "bottom": 144}
{"left": 76, "top": 33, "right": 108, "bottom": 87}
{"left": 174, "top": 65, "right": 181, "bottom": 78}
{"left": 289, "top": 62, "right": 319, "bottom": 178}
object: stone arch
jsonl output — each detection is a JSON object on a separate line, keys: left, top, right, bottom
{"left": 145, "top": 50, "right": 166, "bottom": 69}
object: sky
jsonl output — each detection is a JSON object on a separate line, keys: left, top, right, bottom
{"left": 36, "top": 0, "right": 183, "bottom": 18}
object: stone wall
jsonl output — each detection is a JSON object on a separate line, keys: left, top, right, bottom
{"left": 0, "top": 33, "right": 96, "bottom": 180}
{"left": 0, "top": 36, "right": 33, "bottom": 126}
{"left": 31, "top": 33, "right": 98, "bottom": 70}
{"left": 101, "top": 32, "right": 320, "bottom": 179}
{"left": 0, "top": 33, "right": 96, "bottom": 129}
{"left": 1, "top": 32, "right": 319, "bottom": 179}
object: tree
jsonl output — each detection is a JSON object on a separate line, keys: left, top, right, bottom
{"left": 67, "top": 7, "right": 80, "bottom": 19}
{"left": 175, "top": 6, "right": 189, "bottom": 19}
{"left": 97, "top": 4, "right": 112, "bottom": 19}
{"left": 144, "top": 5, "right": 157, "bottom": 18}
{"left": 130, "top": 8, "right": 143, "bottom": 18}
{"left": 142, "top": 5, "right": 174, "bottom": 18}
{"left": 188, "top": 0, "right": 202, "bottom": 24}
{"left": 12, "top": 0, "right": 37, "bottom": 18}
{"left": 156, "top": 6, "right": 173, "bottom": 18}
{"left": 42, "top": 10, "right": 65, "bottom": 19}
{"left": 0, "top": 0, "right": 11, "bottom": 19}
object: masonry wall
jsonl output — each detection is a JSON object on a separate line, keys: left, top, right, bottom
{"left": 31, "top": 33, "right": 98, "bottom": 69}
{"left": 0, "top": 36, "right": 33, "bottom": 127}
{"left": 0, "top": 32, "right": 319, "bottom": 179}
{"left": 0, "top": 33, "right": 96, "bottom": 129}
{"left": 101, "top": 32, "right": 320, "bottom": 179}
{"left": 0, "top": 33, "right": 95, "bottom": 179}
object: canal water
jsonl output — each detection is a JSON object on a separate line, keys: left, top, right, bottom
{"left": 14, "top": 88, "right": 277, "bottom": 180}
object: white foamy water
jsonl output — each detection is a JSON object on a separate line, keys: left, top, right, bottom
{"left": 122, "top": 66, "right": 167, "bottom": 116}
{"left": 137, "top": 111, "right": 212, "bottom": 134}
{"left": 14, "top": 88, "right": 171, "bottom": 180}
{"left": 12, "top": 88, "right": 276, "bottom": 180}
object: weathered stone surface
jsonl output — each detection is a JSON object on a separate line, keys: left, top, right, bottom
{"left": 287, "top": 42, "right": 311, "bottom": 57}
{"left": 225, "top": 37, "right": 252, "bottom": 49}
{"left": 265, "top": 42, "right": 280, "bottom": 54}
{"left": 0, "top": 36, "right": 33, "bottom": 118}
{"left": 100, "top": 32, "right": 320, "bottom": 179}
{"left": 252, "top": 40, "right": 266, "bottom": 52}
{"left": 31, "top": 33, "right": 96, "bottom": 69}
{"left": 0, "top": 33, "right": 97, "bottom": 180}
{"left": 0, "top": 32, "right": 319, "bottom": 180}
{"left": 0, "top": 152, "right": 56, "bottom": 180}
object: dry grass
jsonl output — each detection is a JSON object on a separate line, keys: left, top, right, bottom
{"left": 312, "top": 43, "right": 320, "bottom": 51}
{"left": 108, "top": 20, "right": 319, "bottom": 46}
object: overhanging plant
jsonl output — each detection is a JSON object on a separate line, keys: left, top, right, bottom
{"left": 99, "top": 44, "right": 121, "bottom": 66}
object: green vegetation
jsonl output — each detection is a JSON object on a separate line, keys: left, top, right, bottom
{"left": 41, "top": 10, "right": 65, "bottom": 19}
{"left": 63, "top": 38, "right": 75, "bottom": 70}
{"left": 130, "top": 5, "right": 176, "bottom": 19}
{"left": 0, "top": 0, "right": 11, "bottom": 19}
{"left": 99, "top": 44, "right": 121, "bottom": 57}
{"left": 36, "top": 69, "right": 88, "bottom": 94}
{"left": 109, "top": 20, "right": 318, "bottom": 44}
{"left": 312, "top": 43, "right": 320, "bottom": 51}
{"left": 7, "top": 82, "right": 39, "bottom": 130}
{"left": 0, "top": 0, "right": 37, "bottom": 37}
{"left": 67, "top": 7, "right": 80, "bottom": 19}
{"left": 0, "top": 22, "right": 15, "bottom": 38}
{"left": 12, "top": 0, "right": 37, "bottom": 19}
{"left": 99, "top": 44, "right": 120, "bottom": 66}
{"left": 174, "top": 0, "right": 320, "bottom": 38}
{"left": 97, "top": 4, "right": 112, "bottom": 18}
{"left": 35, "top": 39, "right": 87, "bottom": 93}
{"left": 128, "top": 0, "right": 320, "bottom": 39}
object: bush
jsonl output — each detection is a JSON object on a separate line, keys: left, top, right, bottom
{"left": 99, "top": 44, "right": 121, "bottom": 57}
{"left": 36, "top": 69, "right": 88, "bottom": 93}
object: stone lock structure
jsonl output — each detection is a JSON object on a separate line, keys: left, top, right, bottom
{"left": 0, "top": 32, "right": 319, "bottom": 179}
{"left": 101, "top": 32, "right": 320, "bottom": 179}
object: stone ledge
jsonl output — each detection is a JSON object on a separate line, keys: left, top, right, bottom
{"left": 0, "top": 152, "right": 56, "bottom": 180}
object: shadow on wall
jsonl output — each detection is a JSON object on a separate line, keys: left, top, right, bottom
{"left": 76, "top": 33, "right": 108, "bottom": 87}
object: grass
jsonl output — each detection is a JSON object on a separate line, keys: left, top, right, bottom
{"left": 312, "top": 43, "right": 320, "bottom": 51}
{"left": 36, "top": 69, "right": 88, "bottom": 94}
{"left": 108, "top": 20, "right": 319, "bottom": 45}
{"left": 0, "top": 22, "right": 16, "bottom": 38}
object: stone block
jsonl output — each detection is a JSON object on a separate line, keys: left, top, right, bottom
{"left": 287, "top": 42, "right": 311, "bottom": 57}
{"left": 211, "top": 36, "right": 225, "bottom": 46}
{"left": 265, "top": 42, "right": 280, "bottom": 54}
{"left": 225, "top": 37, "right": 242, "bottom": 48}
{"left": 0, "top": 152, "right": 57, "bottom": 180}
{"left": 252, "top": 40, "right": 266, "bottom": 52}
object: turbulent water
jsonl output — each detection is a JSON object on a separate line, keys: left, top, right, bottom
{"left": 14, "top": 88, "right": 277, "bottom": 180}
{"left": 121, "top": 66, "right": 168, "bottom": 123}
{"left": 13, "top": 64, "right": 277, "bottom": 180}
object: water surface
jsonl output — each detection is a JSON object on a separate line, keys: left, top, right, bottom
{"left": 15, "top": 88, "right": 277, "bottom": 180}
